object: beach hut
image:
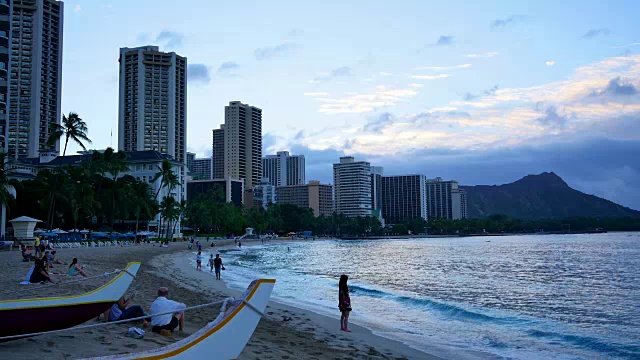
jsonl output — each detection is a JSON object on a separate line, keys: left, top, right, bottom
{"left": 9, "top": 216, "right": 42, "bottom": 245}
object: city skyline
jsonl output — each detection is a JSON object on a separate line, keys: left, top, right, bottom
{"left": 57, "top": 1, "right": 640, "bottom": 209}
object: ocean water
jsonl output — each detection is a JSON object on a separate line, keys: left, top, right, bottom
{"left": 197, "top": 233, "right": 640, "bottom": 359}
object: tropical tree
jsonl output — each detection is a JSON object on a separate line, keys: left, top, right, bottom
{"left": 152, "top": 159, "right": 180, "bottom": 199}
{"left": 46, "top": 112, "right": 92, "bottom": 156}
{"left": 129, "top": 179, "right": 157, "bottom": 234}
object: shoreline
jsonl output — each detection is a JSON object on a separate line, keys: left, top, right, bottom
{"left": 0, "top": 239, "right": 441, "bottom": 359}
{"left": 164, "top": 238, "right": 442, "bottom": 359}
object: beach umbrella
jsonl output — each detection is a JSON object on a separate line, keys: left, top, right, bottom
{"left": 52, "top": 228, "right": 68, "bottom": 234}
{"left": 80, "top": 229, "right": 90, "bottom": 234}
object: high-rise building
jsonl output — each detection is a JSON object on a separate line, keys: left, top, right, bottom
{"left": 186, "top": 151, "right": 195, "bottom": 173}
{"left": 382, "top": 175, "right": 427, "bottom": 224}
{"left": 211, "top": 125, "right": 224, "bottom": 179}
{"left": 223, "top": 101, "right": 262, "bottom": 190}
{"left": 426, "top": 177, "right": 467, "bottom": 220}
{"left": 6, "top": 0, "right": 64, "bottom": 158}
{"left": 191, "top": 157, "right": 212, "bottom": 180}
{"left": 262, "top": 151, "right": 305, "bottom": 187}
{"left": 118, "top": 45, "right": 187, "bottom": 164}
{"left": 277, "top": 180, "right": 333, "bottom": 217}
{"left": 333, "top": 156, "right": 372, "bottom": 217}
{"left": 0, "top": 1, "right": 9, "bottom": 152}
{"left": 451, "top": 188, "right": 468, "bottom": 220}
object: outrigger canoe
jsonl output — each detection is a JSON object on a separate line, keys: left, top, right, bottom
{"left": 85, "top": 278, "right": 276, "bottom": 360}
{"left": 0, "top": 262, "right": 141, "bottom": 340}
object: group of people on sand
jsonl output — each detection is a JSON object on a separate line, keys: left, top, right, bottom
{"left": 103, "top": 287, "right": 187, "bottom": 336}
{"left": 22, "top": 245, "right": 88, "bottom": 284}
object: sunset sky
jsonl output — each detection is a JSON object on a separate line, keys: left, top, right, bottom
{"left": 63, "top": 0, "right": 640, "bottom": 208}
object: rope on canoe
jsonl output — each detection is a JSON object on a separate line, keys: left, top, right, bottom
{"left": 0, "top": 298, "right": 233, "bottom": 341}
{"left": 5, "top": 268, "right": 127, "bottom": 296}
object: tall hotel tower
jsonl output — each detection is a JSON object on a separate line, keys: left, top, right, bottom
{"left": 118, "top": 46, "right": 187, "bottom": 164}
{"left": 5, "top": 0, "right": 64, "bottom": 157}
{"left": 223, "top": 101, "right": 262, "bottom": 189}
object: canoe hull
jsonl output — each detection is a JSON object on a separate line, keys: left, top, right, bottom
{"left": 0, "top": 301, "right": 112, "bottom": 338}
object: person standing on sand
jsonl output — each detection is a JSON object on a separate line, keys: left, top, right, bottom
{"left": 150, "top": 287, "right": 185, "bottom": 336}
{"left": 196, "top": 251, "right": 203, "bottom": 271}
{"left": 339, "top": 274, "right": 352, "bottom": 332}
{"left": 213, "top": 253, "right": 223, "bottom": 280}
{"left": 208, "top": 254, "right": 215, "bottom": 272}
{"left": 34, "top": 236, "right": 41, "bottom": 257}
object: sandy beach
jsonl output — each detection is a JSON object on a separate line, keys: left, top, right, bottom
{"left": 0, "top": 239, "right": 437, "bottom": 359}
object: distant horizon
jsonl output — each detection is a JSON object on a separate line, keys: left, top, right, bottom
{"left": 59, "top": 0, "right": 640, "bottom": 209}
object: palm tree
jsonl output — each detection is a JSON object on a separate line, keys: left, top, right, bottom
{"left": 159, "top": 195, "right": 179, "bottom": 240}
{"left": 46, "top": 112, "right": 92, "bottom": 156}
{"left": 0, "top": 153, "right": 16, "bottom": 238}
{"left": 152, "top": 159, "right": 180, "bottom": 199}
{"left": 129, "top": 179, "right": 157, "bottom": 235}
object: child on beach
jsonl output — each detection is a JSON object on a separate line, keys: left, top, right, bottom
{"left": 208, "top": 254, "right": 214, "bottom": 272}
{"left": 339, "top": 274, "right": 352, "bottom": 332}
{"left": 68, "top": 258, "right": 88, "bottom": 277}
{"left": 196, "top": 251, "right": 203, "bottom": 271}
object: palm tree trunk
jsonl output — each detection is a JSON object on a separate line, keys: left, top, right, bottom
{"left": 63, "top": 135, "right": 70, "bottom": 157}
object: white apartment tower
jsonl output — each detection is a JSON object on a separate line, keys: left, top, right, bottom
{"left": 223, "top": 101, "right": 262, "bottom": 189}
{"left": 333, "top": 156, "right": 372, "bottom": 217}
{"left": 6, "top": 0, "right": 64, "bottom": 157}
{"left": 262, "top": 151, "right": 305, "bottom": 187}
{"left": 118, "top": 46, "right": 187, "bottom": 164}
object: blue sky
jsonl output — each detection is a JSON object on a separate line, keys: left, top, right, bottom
{"left": 63, "top": 0, "right": 640, "bottom": 209}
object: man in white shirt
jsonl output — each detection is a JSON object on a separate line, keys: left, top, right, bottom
{"left": 150, "top": 287, "right": 186, "bottom": 335}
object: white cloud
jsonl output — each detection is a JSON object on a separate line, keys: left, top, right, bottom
{"left": 612, "top": 42, "right": 640, "bottom": 49}
{"left": 304, "top": 92, "right": 329, "bottom": 97}
{"left": 74, "top": 4, "right": 82, "bottom": 12}
{"left": 545, "top": 60, "right": 556, "bottom": 66}
{"left": 414, "top": 64, "right": 471, "bottom": 71}
{"left": 310, "top": 85, "right": 419, "bottom": 114}
{"left": 465, "top": 52, "right": 499, "bottom": 58}
{"left": 299, "top": 54, "right": 640, "bottom": 157}
{"left": 379, "top": 72, "right": 393, "bottom": 76}
{"left": 410, "top": 74, "right": 451, "bottom": 80}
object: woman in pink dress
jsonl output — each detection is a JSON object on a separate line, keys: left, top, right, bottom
{"left": 338, "top": 274, "right": 352, "bottom": 332}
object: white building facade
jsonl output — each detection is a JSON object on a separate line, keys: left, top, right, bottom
{"left": 262, "top": 151, "right": 305, "bottom": 187}
{"left": 333, "top": 156, "right": 372, "bottom": 218}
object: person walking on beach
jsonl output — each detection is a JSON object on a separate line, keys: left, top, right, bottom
{"left": 213, "top": 253, "right": 223, "bottom": 280}
{"left": 34, "top": 235, "right": 41, "bottom": 257}
{"left": 338, "top": 274, "right": 352, "bottom": 332}
{"left": 150, "top": 287, "right": 186, "bottom": 336}
{"left": 196, "top": 251, "right": 203, "bottom": 271}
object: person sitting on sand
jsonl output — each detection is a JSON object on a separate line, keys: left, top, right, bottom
{"left": 48, "top": 251, "right": 66, "bottom": 265}
{"left": 29, "top": 257, "right": 54, "bottom": 284}
{"left": 68, "top": 258, "right": 87, "bottom": 277}
{"left": 338, "top": 274, "right": 352, "bottom": 332}
{"left": 21, "top": 245, "right": 33, "bottom": 262}
{"left": 150, "top": 287, "right": 186, "bottom": 336}
{"left": 107, "top": 294, "right": 148, "bottom": 326}
{"left": 196, "top": 251, "right": 203, "bottom": 271}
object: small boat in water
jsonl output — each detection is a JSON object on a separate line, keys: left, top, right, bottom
{"left": 0, "top": 262, "right": 141, "bottom": 340}
{"left": 84, "top": 279, "right": 276, "bottom": 360}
